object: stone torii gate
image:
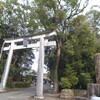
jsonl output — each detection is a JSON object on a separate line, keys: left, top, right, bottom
{"left": 0, "top": 31, "right": 56, "bottom": 99}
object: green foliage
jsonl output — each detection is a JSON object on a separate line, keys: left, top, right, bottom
{"left": 0, "top": 54, "right": 7, "bottom": 77}
{"left": 6, "top": 82, "right": 31, "bottom": 88}
{"left": 86, "top": 10, "right": 100, "bottom": 35}
{"left": 61, "top": 65, "right": 78, "bottom": 89}
{"left": 61, "top": 77, "right": 71, "bottom": 88}
{"left": 79, "top": 73, "right": 92, "bottom": 89}
{"left": 58, "top": 15, "right": 97, "bottom": 89}
{"left": 0, "top": 1, "right": 5, "bottom": 13}
{"left": 15, "top": 82, "right": 31, "bottom": 88}
{"left": 56, "top": 9, "right": 66, "bottom": 21}
{"left": 86, "top": 10, "right": 100, "bottom": 53}
{"left": 0, "top": 0, "right": 36, "bottom": 84}
{"left": 6, "top": 82, "right": 14, "bottom": 88}
{"left": 45, "top": 48, "right": 56, "bottom": 81}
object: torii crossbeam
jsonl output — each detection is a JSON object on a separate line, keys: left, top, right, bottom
{"left": 0, "top": 31, "right": 56, "bottom": 99}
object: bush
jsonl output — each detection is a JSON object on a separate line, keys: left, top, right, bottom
{"left": 6, "top": 82, "right": 14, "bottom": 88}
{"left": 15, "top": 82, "right": 31, "bottom": 88}
{"left": 61, "top": 65, "right": 78, "bottom": 89}
{"left": 79, "top": 73, "right": 92, "bottom": 89}
{"left": 61, "top": 77, "right": 71, "bottom": 88}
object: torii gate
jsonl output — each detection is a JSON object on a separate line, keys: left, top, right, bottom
{"left": 0, "top": 31, "right": 56, "bottom": 99}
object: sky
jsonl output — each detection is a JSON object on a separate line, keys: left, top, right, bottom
{"left": 1, "top": 0, "right": 99, "bottom": 11}
{"left": 85, "top": 0, "right": 100, "bottom": 12}
{"left": 31, "top": 49, "right": 39, "bottom": 72}
{"left": 32, "top": 49, "right": 47, "bottom": 73}
{"left": 17, "top": 0, "right": 100, "bottom": 11}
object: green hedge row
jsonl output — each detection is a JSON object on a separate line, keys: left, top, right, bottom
{"left": 6, "top": 82, "right": 14, "bottom": 88}
{"left": 7, "top": 82, "right": 31, "bottom": 88}
{"left": 15, "top": 82, "right": 31, "bottom": 88}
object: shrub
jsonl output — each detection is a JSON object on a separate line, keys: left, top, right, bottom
{"left": 61, "top": 65, "right": 78, "bottom": 89}
{"left": 61, "top": 77, "right": 71, "bottom": 88}
{"left": 79, "top": 73, "right": 92, "bottom": 89}
{"left": 15, "top": 82, "right": 31, "bottom": 88}
{"left": 6, "top": 82, "right": 14, "bottom": 88}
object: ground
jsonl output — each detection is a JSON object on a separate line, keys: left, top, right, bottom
{"left": 0, "top": 84, "right": 88, "bottom": 100}
{"left": 0, "top": 84, "right": 50, "bottom": 100}
{"left": 0, "top": 87, "right": 35, "bottom": 100}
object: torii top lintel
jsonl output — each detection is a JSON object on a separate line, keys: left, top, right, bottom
{"left": 3, "top": 31, "right": 56, "bottom": 51}
{"left": 4, "top": 31, "right": 56, "bottom": 43}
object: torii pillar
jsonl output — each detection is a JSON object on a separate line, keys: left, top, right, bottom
{"left": 0, "top": 42, "right": 15, "bottom": 91}
{"left": 35, "top": 37, "right": 44, "bottom": 99}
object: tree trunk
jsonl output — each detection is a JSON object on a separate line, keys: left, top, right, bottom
{"left": 53, "top": 38, "right": 62, "bottom": 93}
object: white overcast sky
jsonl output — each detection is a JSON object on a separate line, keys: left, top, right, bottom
{"left": 85, "top": 0, "right": 100, "bottom": 11}
{"left": 18, "top": 0, "right": 100, "bottom": 11}
{"left": 1, "top": 0, "right": 100, "bottom": 11}
{"left": 32, "top": 49, "right": 47, "bottom": 73}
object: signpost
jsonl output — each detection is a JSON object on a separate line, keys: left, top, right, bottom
{"left": 0, "top": 31, "right": 56, "bottom": 99}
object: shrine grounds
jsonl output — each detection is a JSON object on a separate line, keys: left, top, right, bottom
{"left": 0, "top": 84, "right": 88, "bottom": 100}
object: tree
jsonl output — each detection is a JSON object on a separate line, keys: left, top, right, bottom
{"left": 31, "top": 0, "right": 89, "bottom": 93}
{"left": 61, "top": 65, "right": 78, "bottom": 89}
{"left": 0, "top": 0, "right": 35, "bottom": 83}
{"left": 58, "top": 15, "right": 96, "bottom": 89}
{"left": 86, "top": 10, "right": 100, "bottom": 53}
{"left": 45, "top": 47, "right": 56, "bottom": 82}
{"left": 86, "top": 10, "right": 100, "bottom": 36}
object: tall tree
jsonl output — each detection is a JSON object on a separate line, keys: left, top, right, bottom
{"left": 0, "top": 0, "right": 35, "bottom": 82}
{"left": 59, "top": 15, "right": 96, "bottom": 89}
{"left": 86, "top": 10, "right": 100, "bottom": 36}
{"left": 31, "top": 0, "right": 89, "bottom": 92}
{"left": 86, "top": 10, "right": 100, "bottom": 53}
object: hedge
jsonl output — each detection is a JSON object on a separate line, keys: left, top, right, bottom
{"left": 15, "top": 82, "right": 31, "bottom": 88}
{"left": 6, "top": 82, "right": 14, "bottom": 88}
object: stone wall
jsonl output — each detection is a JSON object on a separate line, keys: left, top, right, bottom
{"left": 87, "top": 84, "right": 100, "bottom": 99}
{"left": 94, "top": 53, "right": 100, "bottom": 84}
{"left": 60, "top": 89, "right": 87, "bottom": 99}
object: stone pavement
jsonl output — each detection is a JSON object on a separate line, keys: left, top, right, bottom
{"left": 29, "top": 93, "right": 62, "bottom": 100}
{"left": 29, "top": 94, "right": 89, "bottom": 100}
{"left": 0, "top": 84, "right": 89, "bottom": 100}
{"left": 29, "top": 89, "right": 88, "bottom": 100}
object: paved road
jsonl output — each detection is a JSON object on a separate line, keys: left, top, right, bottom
{"left": 0, "top": 84, "right": 50, "bottom": 100}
